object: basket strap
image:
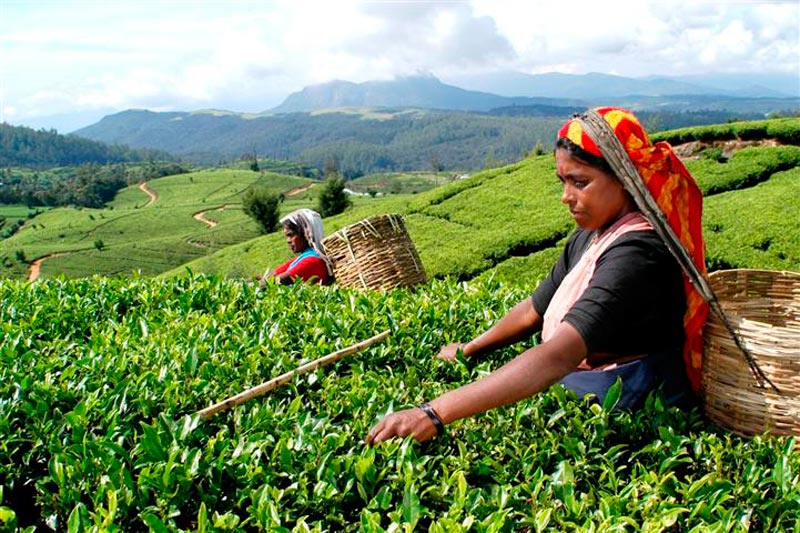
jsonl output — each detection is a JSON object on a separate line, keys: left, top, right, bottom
{"left": 579, "top": 110, "right": 778, "bottom": 392}
{"left": 360, "top": 219, "right": 381, "bottom": 238}
{"left": 388, "top": 214, "right": 401, "bottom": 233}
{"left": 340, "top": 228, "right": 368, "bottom": 290}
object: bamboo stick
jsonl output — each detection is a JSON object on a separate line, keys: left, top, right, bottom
{"left": 197, "top": 329, "right": 391, "bottom": 419}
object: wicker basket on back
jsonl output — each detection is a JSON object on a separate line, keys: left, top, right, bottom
{"left": 702, "top": 269, "right": 800, "bottom": 437}
{"left": 322, "top": 214, "right": 426, "bottom": 291}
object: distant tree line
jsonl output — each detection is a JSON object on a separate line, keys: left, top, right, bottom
{"left": 242, "top": 159, "right": 351, "bottom": 233}
{"left": 0, "top": 122, "right": 187, "bottom": 208}
{"left": 0, "top": 122, "right": 173, "bottom": 167}
{"left": 0, "top": 162, "right": 189, "bottom": 208}
{"left": 234, "top": 153, "right": 320, "bottom": 178}
{"left": 76, "top": 106, "right": 794, "bottom": 180}
{"left": 76, "top": 110, "right": 567, "bottom": 178}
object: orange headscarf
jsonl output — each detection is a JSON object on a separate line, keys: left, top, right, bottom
{"left": 557, "top": 107, "right": 709, "bottom": 393}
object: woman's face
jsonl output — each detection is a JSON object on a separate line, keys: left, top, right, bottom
{"left": 284, "top": 225, "right": 308, "bottom": 254}
{"left": 555, "top": 148, "right": 636, "bottom": 231}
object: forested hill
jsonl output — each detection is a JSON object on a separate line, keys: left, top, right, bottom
{"left": 73, "top": 105, "right": 789, "bottom": 178}
{"left": 75, "top": 108, "right": 571, "bottom": 176}
{"left": 0, "top": 122, "right": 172, "bottom": 168}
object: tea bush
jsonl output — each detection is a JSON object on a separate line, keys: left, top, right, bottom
{"left": 1, "top": 276, "right": 797, "bottom": 531}
{"left": 652, "top": 118, "right": 800, "bottom": 145}
{"left": 686, "top": 146, "right": 800, "bottom": 195}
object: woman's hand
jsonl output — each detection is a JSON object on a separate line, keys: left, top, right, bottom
{"left": 437, "top": 342, "right": 466, "bottom": 361}
{"left": 365, "top": 407, "right": 438, "bottom": 445}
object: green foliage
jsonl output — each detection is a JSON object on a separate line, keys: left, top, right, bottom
{"left": 7, "top": 118, "right": 800, "bottom": 286}
{"left": 317, "top": 175, "right": 351, "bottom": 217}
{"left": 701, "top": 147, "right": 725, "bottom": 163}
{"left": 242, "top": 187, "right": 283, "bottom": 234}
{"left": 0, "top": 162, "right": 189, "bottom": 208}
{"left": 177, "top": 139, "right": 800, "bottom": 284}
{"left": 0, "top": 169, "right": 311, "bottom": 280}
{"left": 686, "top": 146, "right": 800, "bottom": 195}
{"left": 704, "top": 167, "right": 800, "bottom": 270}
{"left": 3, "top": 118, "right": 800, "bottom": 530}
{"left": 0, "top": 122, "right": 171, "bottom": 167}
{"left": 1, "top": 275, "right": 798, "bottom": 530}
{"left": 651, "top": 117, "right": 800, "bottom": 145}
{"left": 347, "top": 171, "right": 455, "bottom": 195}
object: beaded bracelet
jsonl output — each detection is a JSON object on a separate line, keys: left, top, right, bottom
{"left": 418, "top": 403, "right": 445, "bottom": 436}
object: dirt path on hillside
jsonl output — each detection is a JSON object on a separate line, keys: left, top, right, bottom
{"left": 28, "top": 253, "right": 67, "bottom": 282}
{"left": 285, "top": 183, "right": 315, "bottom": 196}
{"left": 192, "top": 204, "right": 239, "bottom": 229}
{"left": 193, "top": 210, "right": 218, "bottom": 228}
{"left": 139, "top": 182, "right": 157, "bottom": 207}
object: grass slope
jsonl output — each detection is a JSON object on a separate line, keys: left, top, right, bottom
{"left": 172, "top": 137, "right": 800, "bottom": 289}
{"left": 3, "top": 118, "right": 800, "bottom": 287}
{"left": 0, "top": 169, "right": 313, "bottom": 279}
{"left": 347, "top": 171, "right": 459, "bottom": 195}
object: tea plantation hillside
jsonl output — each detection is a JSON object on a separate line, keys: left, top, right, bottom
{"left": 173, "top": 118, "right": 800, "bottom": 289}
{"left": 2, "top": 276, "right": 799, "bottom": 531}
{"left": 4, "top": 118, "right": 799, "bottom": 286}
{"left": 0, "top": 169, "right": 315, "bottom": 280}
{"left": 2, "top": 118, "right": 800, "bottom": 530}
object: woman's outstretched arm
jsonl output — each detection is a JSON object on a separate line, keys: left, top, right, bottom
{"left": 437, "top": 298, "right": 543, "bottom": 361}
{"left": 366, "top": 321, "right": 587, "bottom": 445}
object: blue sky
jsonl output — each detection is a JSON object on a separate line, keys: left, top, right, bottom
{"left": 1, "top": 0, "right": 798, "bottom": 132}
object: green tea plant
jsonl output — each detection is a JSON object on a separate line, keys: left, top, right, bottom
{"left": 1, "top": 276, "right": 797, "bottom": 531}
{"left": 7, "top": 118, "right": 800, "bottom": 283}
{"left": 704, "top": 167, "right": 800, "bottom": 270}
{"left": 686, "top": 146, "right": 800, "bottom": 195}
{"left": 651, "top": 117, "right": 800, "bottom": 145}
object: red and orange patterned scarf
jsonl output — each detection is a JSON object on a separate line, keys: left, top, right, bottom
{"left": 557, "top": 107, "right": 709, "bottom": 393}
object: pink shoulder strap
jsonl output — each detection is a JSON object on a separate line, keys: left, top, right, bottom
{"left": 541, "top": 212, "right": 653, "bottom": 342}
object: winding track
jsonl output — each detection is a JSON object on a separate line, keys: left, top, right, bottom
{"left": 28, "top": 253, "right": 65, "bottom": 282}
{"left": 27, "top": 181, "right": 158, "bottom": 281}
{"left": 139, "top": 181, "right": 158, "bottom": 206}
{"left": 193, "top": 210, "right": 218, "bottom": 228}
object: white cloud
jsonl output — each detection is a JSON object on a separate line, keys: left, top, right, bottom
{"left": 0, "top": 0, "right": 797, "bottom": 128}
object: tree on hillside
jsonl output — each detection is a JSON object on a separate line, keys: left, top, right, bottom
{"left": 243, "top": 148, "right": 259, "bottom": 172}
{"left": 242, "top": 187, "right": 283, "bottom": 234}
{"left": 318, "top": 159, "right": 351, "bottom": 217}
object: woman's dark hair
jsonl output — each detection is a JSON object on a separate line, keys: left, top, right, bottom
{"left": 282, "top": 219, "right": 300, "bottom": 235}
{"left": 555, "top": 137, "right": 615, "bottom": 177}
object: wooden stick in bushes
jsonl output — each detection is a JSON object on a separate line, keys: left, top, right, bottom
{"left": 196, "top": 329, "right": 391, "bottom": 419}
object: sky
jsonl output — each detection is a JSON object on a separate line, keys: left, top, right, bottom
{"left": 1, "top": 0, "right": 799, "bottom": 132}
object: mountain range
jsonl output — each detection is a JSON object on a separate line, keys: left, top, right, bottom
{"left": 269, "top": 71, "right": 799, "bottom": 114}
{"left": 70, "top": 72, "right": 799, "bottom": 174}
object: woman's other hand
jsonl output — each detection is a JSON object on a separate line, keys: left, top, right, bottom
{"left": 437, "top": 342, "right": 466, "bottom": 361}
{"left": 365, "top": 408, "right": 438, "bottom": 445}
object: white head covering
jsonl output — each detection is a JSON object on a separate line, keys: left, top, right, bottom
{"left": 279, "top": 208, "right": 332, "bottom": 275}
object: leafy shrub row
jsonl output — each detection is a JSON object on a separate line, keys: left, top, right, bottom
{"left": 704, "top": 167, "right": 800, "bottom": 271}
{"left": 1, "top": 276, "right": 798, "bottom": 531}
{"left": 686, "top": 146, "right": 800, "bottom": 195}
{"left": 651, "top": 117, "right": 800, "bottom": 145}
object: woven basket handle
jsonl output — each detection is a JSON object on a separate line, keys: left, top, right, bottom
{"left": 578, "top": 110, "right": 777, "bottom": 392}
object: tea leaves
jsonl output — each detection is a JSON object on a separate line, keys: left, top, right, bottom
{"left": 1, "top": 276, "right": 797, "bottom": 530}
